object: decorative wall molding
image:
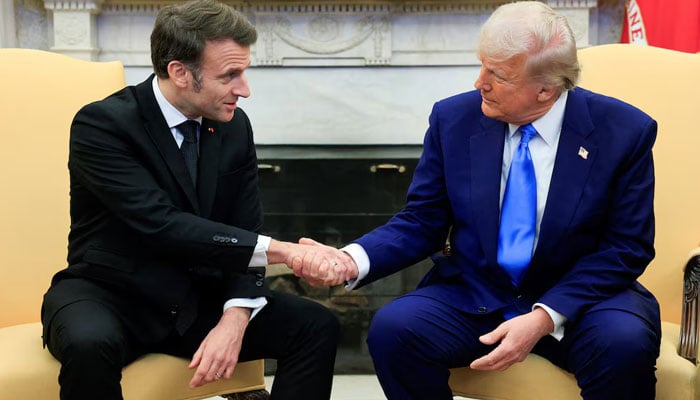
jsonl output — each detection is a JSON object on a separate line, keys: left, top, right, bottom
{"left": 44, "top": 0, "right": 103, "bottom": 59}
{"left": 0, "top": 1, "right": 17, "bottom": 48}
{"left": 44, "top": 0, "right": 597, "bottom": 65}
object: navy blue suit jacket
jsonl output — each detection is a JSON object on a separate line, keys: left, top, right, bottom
{"left": 355, "top": 88, "right": 659, "bottom": 328}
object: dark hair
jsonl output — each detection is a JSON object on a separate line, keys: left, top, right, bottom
{"left": 150, "top": 0, "right": 257, "bottom": 79}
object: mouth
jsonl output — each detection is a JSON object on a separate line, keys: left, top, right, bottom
{"left": 224, "top": 102, "right": 237, "bottom": 112}
{"left": 481, "top": 95, "right": 494, "bottom": 105}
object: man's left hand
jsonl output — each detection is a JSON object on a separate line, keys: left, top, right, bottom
{"left": 188, "top": 307, "right": 250, "bottom": 388}
{"left": 469, "top": 307, "right": 554, "bottom": 371}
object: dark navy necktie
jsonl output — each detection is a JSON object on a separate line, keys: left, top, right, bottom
{"left": 178, "top": 120, "right": 199, "bottom": 187}
{"left": 498, "top": 123, "right": 537, "bottom": 287}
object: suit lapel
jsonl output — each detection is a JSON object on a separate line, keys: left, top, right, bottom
{"left": 533, "top": 89, "right": 597, "bottom": 263}
{"left": 470, "top": 116, "right": 507, "bottom": 267}
{"left": 134, "top": 76, "right": 200, "bottom": 212}
{"left": 197, "top": 120, "right": 222, "bottom": 218}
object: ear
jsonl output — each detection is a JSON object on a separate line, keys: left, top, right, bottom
{"left": 537, "top": 84, "right": 559, "bottom": 103}
{"left": 166, "top": 60, "right": 190, "bottom": 89}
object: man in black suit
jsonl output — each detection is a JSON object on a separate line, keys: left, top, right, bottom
{"left": 41, "top": 1, "right": 343, "bottom": 399}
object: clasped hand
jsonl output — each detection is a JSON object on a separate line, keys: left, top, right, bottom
{"left": 268, "top": 237, "right": 358, "bottom": 286}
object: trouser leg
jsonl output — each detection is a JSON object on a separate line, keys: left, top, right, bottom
{"left": 534, "top": 308, "right": 661, "bottom": 400}
{"left": 366, "top": 294, "right": 499, "bottom": 400}
{"left": 45, "top": 300, "right": 142, "bottom": 400}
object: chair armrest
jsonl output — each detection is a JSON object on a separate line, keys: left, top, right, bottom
{"left": 679, "top": 247, "right": 700, "bottom": 364}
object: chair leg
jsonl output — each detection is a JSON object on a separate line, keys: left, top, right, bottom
{"left": 221, "top": 389, "right": 270, "bottom": 400}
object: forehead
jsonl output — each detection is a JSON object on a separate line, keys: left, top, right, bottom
{"left": 482, "top": 53, "right": 528, "bottom": 77}
{"left": 200, "top": 39, "right": 250, "bottom": 70}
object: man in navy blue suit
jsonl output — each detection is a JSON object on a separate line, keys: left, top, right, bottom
{"left": 296, "top": 1, "right": 662, "bottom": 399}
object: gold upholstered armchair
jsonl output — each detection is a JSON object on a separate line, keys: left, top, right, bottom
{"left": 0, "top": 49, "right": 267, "bottom": 399}
{"left": 448, "top": 44, "right": 700, "bottom": 400}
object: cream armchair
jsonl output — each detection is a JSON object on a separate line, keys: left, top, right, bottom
{"left": 448, "top": 44, "right": 700, "bottom": 400}
{"left": 0, "top": 49, "right": 267, "bottom": 399}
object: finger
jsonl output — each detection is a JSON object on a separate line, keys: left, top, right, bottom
{"left": 301, "top": 247, "right": 318, "bottom": 278}
{"left": 317, "top": 258, "right": 333, "bottom": 280}
{"left": 222, "top": 363, "right": 236, "bottom": 380}
{"left": 290, "top": 255, "right": 303, "bottom": 276}
{"left": 189, "top": 346, "right": 203, "bottom": 369}
{"left": 189, "top": 364, "right": 207, "bottom": 388}
{"left": 299, "top": 237, "right": 323, "bottom": 247}
{"left": 307, "top": 251, "right": 327, "bottom": 279}
{"left": 195, "top": 351, "right": 216, "bottom": 385}
{"left": 306, "top": 277, "right": 324, "bottom": 286}
{"left": 478, "top": 325, "right": 506, "bottom": 346}
{"left": 470, "top": 349, "right": 507, "bottom": 371}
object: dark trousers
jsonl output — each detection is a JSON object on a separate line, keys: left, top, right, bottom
{"left": 366, "top": 291, "right": 660, "bottom": 400}
{"left": 45, "top": 291, "right": 340, "bottom": 400}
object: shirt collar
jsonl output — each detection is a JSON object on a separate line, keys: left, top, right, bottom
{"left": 507, "top": 90, "right": 568, "bottom": 147}
{"left": 152, "top": 76, "right": 203, "bottom": 128}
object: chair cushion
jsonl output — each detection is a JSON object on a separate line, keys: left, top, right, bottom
{"left": 449, "top": 321, "right": 697, "bottom": 400}
{"left": 0, "top": 322, "right": 265, "bottom": 400}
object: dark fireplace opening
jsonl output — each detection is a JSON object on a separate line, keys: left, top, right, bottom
{"left": 256, "top": 145, "right": 432, "bottom": 374}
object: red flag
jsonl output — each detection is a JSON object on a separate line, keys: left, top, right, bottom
{"left": 621, "top": 0, "right": 700, "bottom": 53}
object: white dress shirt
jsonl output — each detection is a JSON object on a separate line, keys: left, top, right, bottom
{"left": 152, "top": 77, "right": 269, "bottom": 319}
{"left": 345, "top": 91, "right": 570, "bottom": 340}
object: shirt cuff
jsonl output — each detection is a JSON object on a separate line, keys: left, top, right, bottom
{"left": 249, "top": 234, "right": 271, "bottom": 267}
{"left": 223, "top": 297, "right": 268, "bottom": 320}
{"left": 341, "top": 243, "right": 370, "bottom": 290}
{"left": 533, "top": 303, "right": 567, "bottom": 341}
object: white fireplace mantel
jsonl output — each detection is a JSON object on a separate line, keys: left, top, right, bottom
{"left": 43, "top": 0, "right": 598, "bottom": 66}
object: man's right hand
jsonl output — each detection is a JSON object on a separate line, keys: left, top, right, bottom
{"left": 266, "top": 238, "right": 359, "bottom": 286}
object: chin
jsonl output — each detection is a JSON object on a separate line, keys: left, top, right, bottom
{"left": 480, "top": 103, "right": 497, "bottom": 118}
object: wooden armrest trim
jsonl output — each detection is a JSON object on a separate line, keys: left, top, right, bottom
{"left": 680, "top": 254, "right": 700, "bottom": 364}
{"left": 223, "top": 389, "right": 270, "bottom": 400}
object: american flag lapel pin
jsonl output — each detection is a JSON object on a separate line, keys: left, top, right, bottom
{"left": 208, "top": 127, "right": 214, "bottom": 135}
{"left": 578, "top": 146, "right": 589, "bottom": 160}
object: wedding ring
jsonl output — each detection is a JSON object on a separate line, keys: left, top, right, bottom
{"left": 215, "top": 372, "right": 222, "bottom": 379}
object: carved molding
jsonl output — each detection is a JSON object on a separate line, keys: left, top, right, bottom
{"left": 44, "top": 0, "right": 103, "bottom": 60}
{"left": 45, "top": 0, "right": 597, "bottom": 65}
{"left": 44, "top": 0, "right": 103, "bottom": 11}
{"left": 681, "top": 254, "right": 700, "bottom": 364}
{"left": 256, "top": 14, "right": 390, "bottom": 65}
{"left": 0, "top": 0, "right": 17, "bottom": 48}
{"left": 99, "top": 0, "right": 597, "bottom": 14}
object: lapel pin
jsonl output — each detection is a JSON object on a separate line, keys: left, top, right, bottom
{"left": 578, "top": 146, "right": 589, "bottom": 160}
{"left": 208, "top": 127, "right": 214, "bottom": 134}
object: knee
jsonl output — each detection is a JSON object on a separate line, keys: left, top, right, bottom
{"left": 300, "top": 301, "right": 341, "bottom": 343}
{"left": 367, "top": 305, "right": 410, "bottom": 357}
{"left": 604, "top": 325, "right": 658, "bottom": 366}
{"left": 577, "top": 318, "right": 659, "bottom": 372}
{"left": 50, "top": 325, "right": 127, "bottom": 369}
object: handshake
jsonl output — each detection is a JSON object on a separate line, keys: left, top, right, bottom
{"left": 268, "top": 237, "right": 360, "bottom": 286}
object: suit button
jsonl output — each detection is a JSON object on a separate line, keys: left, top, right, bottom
{"left": 231, "top": 238, "right": 238, "bottom": 244}
{"left": 255, "top": 281, "right": 263, "bottom": 287}
{"left": 477, "top": 307, "right": 487, "bottom": 313}
{"left": 171, "top": 309, "right": 177, "bottom": 316}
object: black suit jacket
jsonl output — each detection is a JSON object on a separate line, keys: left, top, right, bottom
{"left": 43, "top": 75, "right": 269, "bottom": 344}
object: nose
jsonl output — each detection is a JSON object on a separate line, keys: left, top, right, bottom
{"left": 234, "top": 72, "right": 251, "bottom": 98}
{"left": 474, "top": 66, "right": 489, "bottom": 91}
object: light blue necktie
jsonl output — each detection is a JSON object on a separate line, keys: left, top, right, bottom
{"left": 498, "top": 123, "right": 537, "bottom": 287}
